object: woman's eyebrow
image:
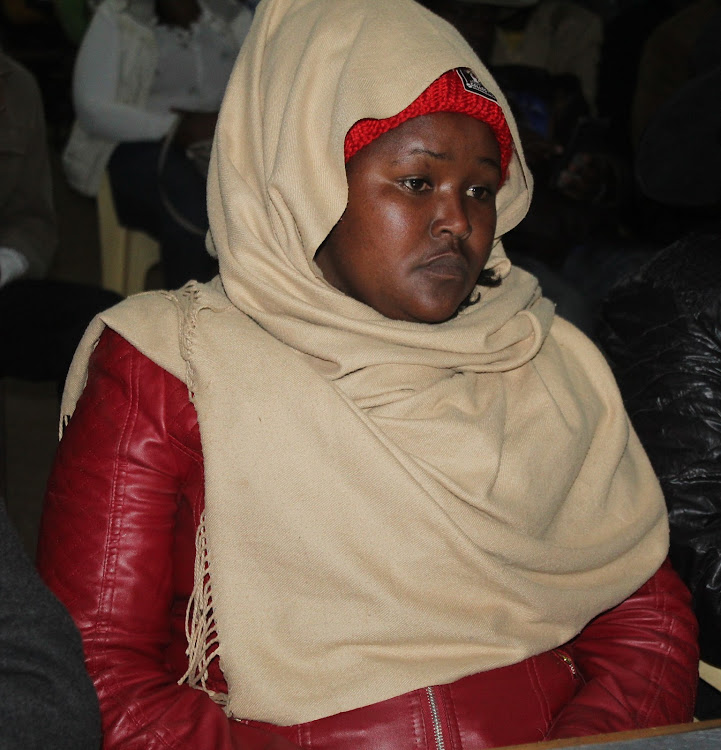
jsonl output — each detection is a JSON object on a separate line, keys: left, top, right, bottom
{"left": 392, "top": 148, "right": 449, "bottom": 164}
{"left": 392, "top": 149, "right": 501, "bottom": 173}
{"left": 477, "top": 156, "right": 502, "bottom": 172}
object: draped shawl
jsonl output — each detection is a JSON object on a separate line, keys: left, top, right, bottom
{"left": 62, "top": 0, "right": 668, "bottom": 726}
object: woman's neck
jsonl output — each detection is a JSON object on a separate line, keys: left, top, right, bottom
{"left": 155, "top": 0, "right": 201, "bottom": 29}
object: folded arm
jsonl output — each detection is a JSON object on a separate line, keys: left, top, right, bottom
{"left": 546, "top": 559, "right": 699, "bottom": 739}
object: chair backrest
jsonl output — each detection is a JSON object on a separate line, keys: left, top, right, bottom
{"left": 97, "top": 171, "right": 160, "bottom": 296}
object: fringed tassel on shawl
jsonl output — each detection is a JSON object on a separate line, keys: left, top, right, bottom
{"left": 178, "top": 510, "right": 228, "bottom": 708}
{"left": 174, "top": 282, "right": 228, "bottom": 708}
{"left": 168, "top": 282, "right": 202, "bottom": 405}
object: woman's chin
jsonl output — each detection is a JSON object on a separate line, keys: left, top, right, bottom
{"left": 396, "top": 299, "right": 468, "bottom": 325}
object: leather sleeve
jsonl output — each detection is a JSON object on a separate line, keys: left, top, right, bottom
{"left": 546, "top": 559, "right": 699, "bottom": 740}
{"left": 36, "top": 329, "right": 299, "bottom": 750}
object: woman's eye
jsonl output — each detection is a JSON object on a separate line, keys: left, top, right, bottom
{"left": 466, "top": 185, "right": 494, "bottom": 201}
{"left": 401, "top": 177, "right": 430, "bottom": 192}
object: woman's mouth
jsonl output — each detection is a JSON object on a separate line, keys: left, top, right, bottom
{"left": 420, "top": 252, "right": 468, "bottom": 278}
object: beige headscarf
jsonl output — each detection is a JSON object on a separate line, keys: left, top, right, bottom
{"left": 62, "top": 0, "right": 668, "bottom": 727}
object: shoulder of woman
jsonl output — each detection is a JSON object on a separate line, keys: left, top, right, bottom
{"left": 541, "top": 315, "right": 620, "bottom": 393}
{"left": 98, "top": 290, "right": 190, "bottom": 381}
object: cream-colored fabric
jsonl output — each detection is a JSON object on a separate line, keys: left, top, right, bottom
{"left": 62, "top": 0, "right": 668, "bottom": 727}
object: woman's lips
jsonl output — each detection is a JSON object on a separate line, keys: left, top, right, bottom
{"left": 420, "top": 252, "right": 468, "bottom": 278}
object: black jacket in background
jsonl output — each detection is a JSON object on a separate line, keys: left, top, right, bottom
{"left": 598, "top": 232, "right": 721, "bottom": 668}
{"left": 0, "top": 502, "right": 101, "bottom": 748}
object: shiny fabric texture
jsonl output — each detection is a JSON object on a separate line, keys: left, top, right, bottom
{"left": 599, "top": 232, "right": 721, "bottom": 668}
{"left": 37, "top": 329, "right": 699, "bottom": 749}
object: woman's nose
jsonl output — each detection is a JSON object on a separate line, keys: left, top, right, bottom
{"left": 430, "top": 191, "right": 472, "bottom": 240}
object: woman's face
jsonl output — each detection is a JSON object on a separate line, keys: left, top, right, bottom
{"left": 315, "top": 112, "right": 501, "bottom": 323}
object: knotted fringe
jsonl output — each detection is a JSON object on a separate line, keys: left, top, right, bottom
{"left": 177, "top": 510, "right": 227, "bottom": 708}
{"left": 174, "top": 282, "right": 227, "bottom": 708}
{"left": 172, "top": 282, "right": 202, "bottom": 404}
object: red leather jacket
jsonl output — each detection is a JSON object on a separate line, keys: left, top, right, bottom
{"left": 37, "top": 329, "right": 699, "bottom": 750}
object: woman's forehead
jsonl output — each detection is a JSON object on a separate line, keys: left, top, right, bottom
{"left": 349, "top": 114, "right": 501, "bottom": 168}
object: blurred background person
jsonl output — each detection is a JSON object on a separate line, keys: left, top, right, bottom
{"left": 0, "top": 46, "right": 120, "bottom": 389}
{"left": 598, "top": 46, "right": 721, "bottom": 718}
{"left": 62, "top": 0, "right": 254, "bottom": 289}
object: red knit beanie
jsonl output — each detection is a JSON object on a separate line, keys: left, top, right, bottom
{"left": 344, "top": 68, "right": 513, "bottom": 178}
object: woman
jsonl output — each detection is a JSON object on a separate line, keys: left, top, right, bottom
{"left": 37, "top": 0, "right": 699, "bottom": 747}
{"left": 63, "top": 0, "right": 254, "bottom": 287}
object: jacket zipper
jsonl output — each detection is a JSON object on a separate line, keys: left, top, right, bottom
{"left": 425, "top": 686, "right": 446, "bottom": 750}
{"left": 553, "top": 648, "right": 579, "bottom": 678}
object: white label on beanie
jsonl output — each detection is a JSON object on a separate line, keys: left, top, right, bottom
{"left": 456, "top": 68, "right": 497, "bottom": 102}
